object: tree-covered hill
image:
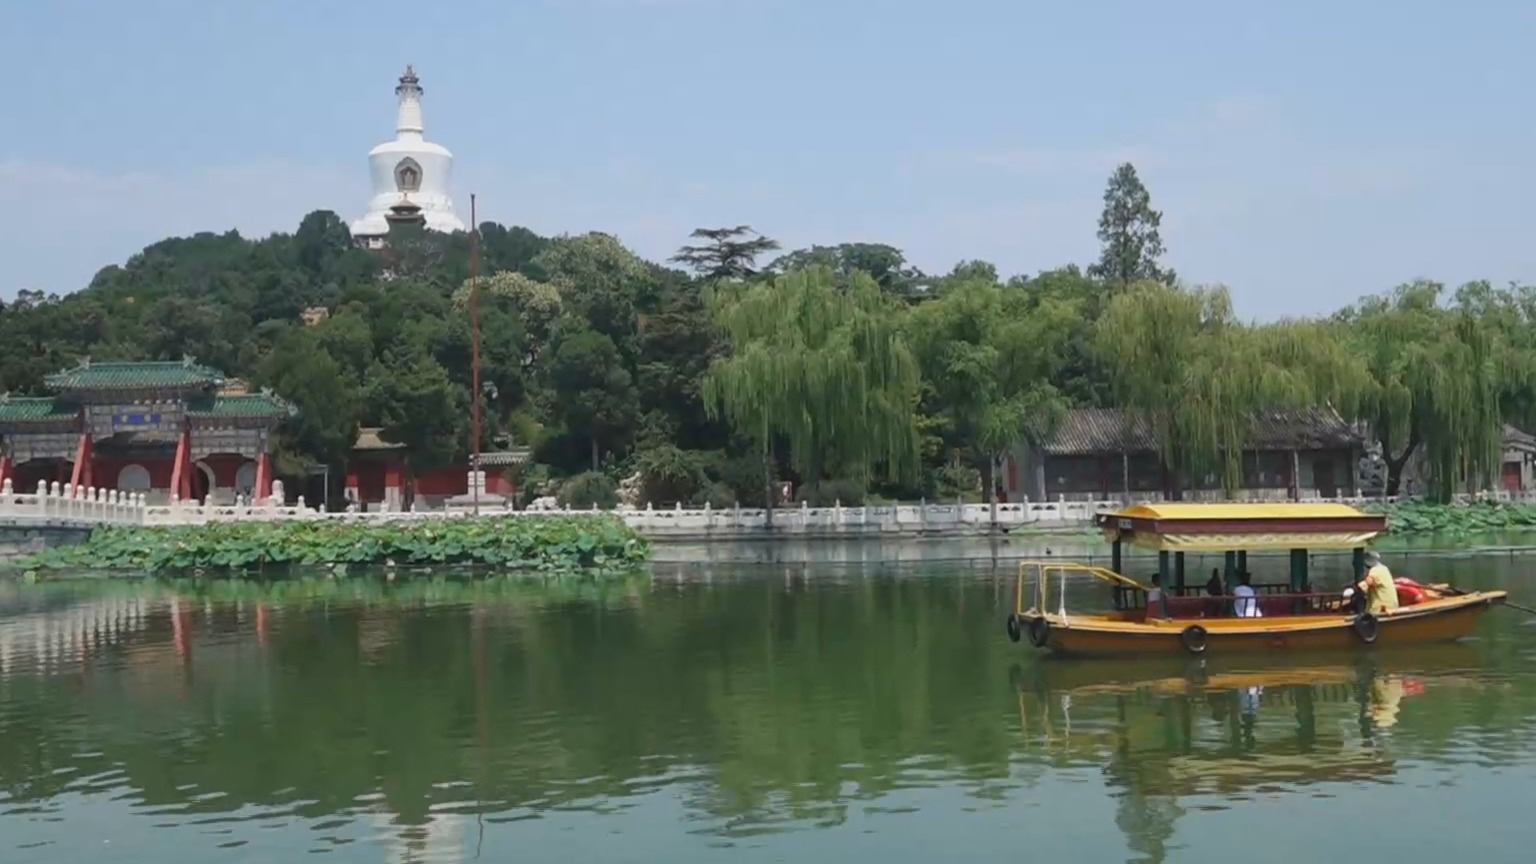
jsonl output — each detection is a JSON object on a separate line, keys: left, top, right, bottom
{"left": 2, "top": 164, "right": 1531, "bottom": 507}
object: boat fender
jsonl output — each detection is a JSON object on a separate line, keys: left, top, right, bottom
{"left": 1005, "top": 614, "right": 1022, "bottom": 643}
{"left": 1352, "top": 613, "right": 1380, "bottom": 644}
{"left": 1180, "top": 625, "right": 1209, "bottom": 655}
{"left": 1026, "top": 616, "right": 1051, "bottom": 648}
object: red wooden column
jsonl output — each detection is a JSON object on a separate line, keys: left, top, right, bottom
{"left": 69, "top": 432, "right": 93, "bottom": 490}
{"left": 169, "top": 423, "right": 192, "bottom": 501}
{"left": 254, "top": 450, "right": 272, "bottom": 501}
{"left": 344, "top": 464, "right": 360, "bottom": 505}
{"left": 0, "top": 451, "right": 12, "bottom": 489}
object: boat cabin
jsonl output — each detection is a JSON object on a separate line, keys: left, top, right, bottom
{"left": 1094, "top": 503, "right": 1390, "bottom": 620}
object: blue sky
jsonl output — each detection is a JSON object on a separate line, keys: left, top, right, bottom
{"left": 5, "top": 0, "right": 1535, "bottom": 318}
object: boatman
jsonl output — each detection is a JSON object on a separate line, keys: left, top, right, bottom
{"left": 1344, "top": 550, "right": 1400, "bottom": 615}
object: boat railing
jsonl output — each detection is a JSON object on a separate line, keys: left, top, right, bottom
{"left": 1016, "top": 560, "right": 1147, "bottom": 621}
{"left": 1138, "top": 591, "right": 1348, "bottom": 621}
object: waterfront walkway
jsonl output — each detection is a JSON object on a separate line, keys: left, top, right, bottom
{"left": 1, "top": 477, "right": 1531, "bottom": 539}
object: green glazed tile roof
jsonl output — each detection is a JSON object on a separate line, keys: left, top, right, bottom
{"left": 0, "top": 396, "right": 78, "bottom": 423}
{"left": 45, "top": 360, "right": 224, "bottom": 391}
{"left": 186, "top": 393, "right": 297, "bottom": 420}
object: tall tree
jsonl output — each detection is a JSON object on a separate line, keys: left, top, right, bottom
{"left": 702, "top": 267, "right": 922, "bottom": 522}
{"left": 907, "top": 277, "right": 1075, "bottom": 515}
{"left": 1088, "top": 163, "right": 1176, "bottom": 288}
{"left": 1336, "top": 281, "right": 1504, "bottom": 499}
{"left": 671, "top": 226, "right": 780, "bottom": 281}
{"left": 543, "top": 326, "right": 639, "bottom": 471}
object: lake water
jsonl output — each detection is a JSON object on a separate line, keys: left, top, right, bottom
{"left": 2, "top": 549, "right": 1535, "bottom": 863}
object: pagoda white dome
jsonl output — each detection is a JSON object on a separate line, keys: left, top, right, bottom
{"left": 349, "top": 66, "right": 466, "bottom": 239}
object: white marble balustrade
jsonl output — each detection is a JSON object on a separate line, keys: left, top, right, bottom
{"left": 0, "top": 479, "right": 150, "bottom": 527}
{"left": 4, "top": 478, "right": 1536, "bottom": 535}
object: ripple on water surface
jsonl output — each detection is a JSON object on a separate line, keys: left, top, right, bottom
{"left": 1, "top": 556, "right": 1535, "bottom": 862}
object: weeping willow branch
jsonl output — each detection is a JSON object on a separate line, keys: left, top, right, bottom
{"left": 1094, "top": 282, "right": 1368, "bottom": 494}
{"left": 701, "top": 267, "right": 922, "bottom": 486}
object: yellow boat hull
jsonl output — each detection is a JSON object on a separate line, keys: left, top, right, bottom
{"left": 1020, "top": 591, "right": 1506, "bottom": 657}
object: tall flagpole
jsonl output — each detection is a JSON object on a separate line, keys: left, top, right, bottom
{"left": 469, "top": 193, "right": 482, "bottom": 516}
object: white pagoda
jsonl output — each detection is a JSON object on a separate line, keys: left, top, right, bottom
{"left": 349, "top": 65, "right": 466, "bottom": 247}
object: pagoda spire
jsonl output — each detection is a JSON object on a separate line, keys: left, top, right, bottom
{"left": 395, "top": 64, "right": 424, "bottom": 138}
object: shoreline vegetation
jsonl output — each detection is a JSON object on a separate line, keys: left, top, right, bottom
{"left": 13, "top": 515, "right": 650, "bottom": 577}
{"left": 5, "top": 498, "right": 1535, "bottom": 583}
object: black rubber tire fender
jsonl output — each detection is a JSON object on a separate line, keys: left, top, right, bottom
{"left": 1353, "top": 612, "right": 1380, "bottom": 644}
{"left": 1181, "top": 624, "right": 1209, "bottom": 655}
{"left": 1005, "top": 614, "right": 1022, "bottom": 643}
{"left": 1026, "top": 616, "right": 1051, "bottom": 648}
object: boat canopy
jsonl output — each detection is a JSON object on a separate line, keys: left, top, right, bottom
{"left": 1095, "top": 502, "right": 1387, "bottom": 552}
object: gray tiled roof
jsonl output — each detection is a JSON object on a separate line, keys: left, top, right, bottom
{"left": 1504, "top": 424, "right": 1536, "bottom": 449}
{"left": 1042, "top": 406, "right": 1362, "bottom": 455}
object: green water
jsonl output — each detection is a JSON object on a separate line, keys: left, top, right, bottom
{"left": 2, "top": 551, "right": 1535, "bottom": 863}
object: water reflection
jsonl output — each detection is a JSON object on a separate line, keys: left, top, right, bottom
{"left": 0, "top": 564, "right": 1533, "bottom": 863}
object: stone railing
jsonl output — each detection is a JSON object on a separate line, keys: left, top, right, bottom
{"left": 6, "top": 479, "right": 1536, "bottom": 536}
{"left": 0, "top": 479, "right": 150, "bottom": 527}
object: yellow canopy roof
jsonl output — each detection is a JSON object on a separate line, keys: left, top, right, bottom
{"left": 1109, "top": 502, "right": 1373, "bottom": 521}
{"left": 1098, "top": 502, "right": 1386, "bottom": 551}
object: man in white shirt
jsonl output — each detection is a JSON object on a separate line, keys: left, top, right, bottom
{"left": 1145, "top": 573, "right": 1168, "bottom": 619}
{"left": 1233, "top": 572, "right": 1262, "bottom": 618}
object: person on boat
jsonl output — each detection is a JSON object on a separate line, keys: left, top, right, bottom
{"left": 1206, "top": 569, "right": 1224, "bottom": 596}
{"left": 1232, "top": 572, "right": 1262, "bottom": 618}
{"left": 1205, "top": 568, "right": 1225, "bottom": 617}
{"left": 1145, "top": 573, "right": 1169, "bottom": 619}
{"left": 1344, "top": 550, "right": 1400, "bottom": 615}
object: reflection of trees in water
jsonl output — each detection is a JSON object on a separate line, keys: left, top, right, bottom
{"left": 0, "top": 577, "right": 1027, "bottom": 839}
{"left": 1, "top": 576, "right": 1535, "bottom": 858}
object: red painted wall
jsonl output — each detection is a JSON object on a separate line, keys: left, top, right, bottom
{"left": 413, "top": 465, "right": 511, "bottom": 496}
{"left": 93, "top": 458, "right": 175, "bottom": 490}
{"left": 414, "top": 467, "right": 467, "bottom": 496}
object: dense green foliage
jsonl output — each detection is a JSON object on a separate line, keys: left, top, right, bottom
{"left": 17, "top": 515, "right": 649, "bottom": 574}
{"left": 4, "top": 165, "right": 1533, "bottom": 504}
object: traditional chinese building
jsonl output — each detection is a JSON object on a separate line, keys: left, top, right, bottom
{"left": 0, "top": 360, "right": 293, "bottom": 505}
{"left": 346, "top": 427, "right": 529, "bottom": 510}
{"left": 1006, "top": 406, "right": 1364, "bottom": 502}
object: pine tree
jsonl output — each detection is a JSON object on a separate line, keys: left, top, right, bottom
{"left": 1088, "top": 163, "right": 1177, "bottom": 288}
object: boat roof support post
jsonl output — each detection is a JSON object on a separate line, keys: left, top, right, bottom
{"left": 1352, "top": 547, "right": 1367, "bottom": 583}
{"left": 1289, "top": 549, "right": 1309, "bottom": 592}
{"left": 1174, "top": 551, "right": 1186, "bottom": 591}
{"left": 1112, "top": 539, "right": 1122, "bottom": 575}
{"left": 1158, "top": 550, "right": 1171, "bottom": 587}
{"left": 1223, "top": 550, "right": 1237, "bottom": 592}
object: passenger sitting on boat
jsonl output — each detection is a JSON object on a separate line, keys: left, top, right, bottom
{"left": 1232, "top": 573, "right": 1262, "bottom": 618}
{"left": 1145, "top": 573, "right": 1169, "bottom": 619}
{"left": 1206, "top": 569, "right": 1224, "bottom": 596}
{"left": 1343, "top": 550, "right": 1400, "bottom": 615}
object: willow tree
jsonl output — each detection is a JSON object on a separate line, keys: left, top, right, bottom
{"left": 702, "top": 267, "right": 922, "bottom": 521}
{"left": 906, "top": 278, "right": 1075, "bottom": 515}
{"left": 1338, "top": 281, "right": 1504, "bottom": 499}
{"left": 1094, "top": 282, "right": 1364, "bottom": 495}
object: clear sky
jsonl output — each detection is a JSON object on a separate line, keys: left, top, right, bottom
{"left": 5, "top": 0, "right": 1534, "bottom": 319}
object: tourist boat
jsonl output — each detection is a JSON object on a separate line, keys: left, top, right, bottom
{"left": 1004, "top": 502, "right": 1507, "bottom": 657}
